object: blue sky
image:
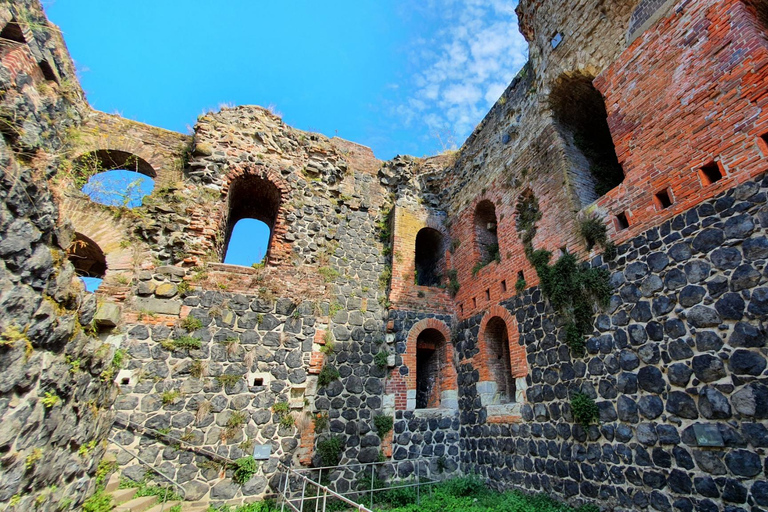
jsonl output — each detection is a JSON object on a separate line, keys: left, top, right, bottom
{"left": 43, "top": 0, "right": 528, "bottom": 160}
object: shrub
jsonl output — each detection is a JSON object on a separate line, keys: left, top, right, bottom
{"left": 231, "top": 456, "right": 258, "bottom": 485}
{"left": 515, "top": 277, "right": 526, "bottom": 294}
{"left": 571, "top": 392, "right": 599, "bottom": 427}
{"left": 161, "top": 390, "right": 181, "bottom": 405}
{"left": 441, "top": 474, "right": 486, "bottom": 497}
{"left": 316, "top": 435, "right": 344, "bottom": 467}
{"left": 272, "top": 401, "right": 290, "bottom": 415}
{"left": 317, "top": 365, "right": 340, "bottom": 387}
{"left": 318, "top": 266, "right": 340, "bottom": 283}
{"left": 373, "top": 415, "right": 393, "bottom": 437}
{"left": 216, "top": 374, "right": 242, "bottom": 387}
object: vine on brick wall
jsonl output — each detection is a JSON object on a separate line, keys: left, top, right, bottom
{"left": 516, "top": 192, "right": 611, "bottom": 355}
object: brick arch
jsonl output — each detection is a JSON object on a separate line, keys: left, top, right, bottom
{"left": 216, "top": 163, "right": 291, "bottom": 265}
{"left": 400, "top": 318, "right": 457, "bottom": 410}
{"left": 59, "top": 195, "right": 140, "bottom": 295}
{"left": 478, "top": 305, "right": 527, "bottom": 383}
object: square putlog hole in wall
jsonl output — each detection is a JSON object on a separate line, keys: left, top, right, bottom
{"left": 501, "top": 280, "right": 507, "bottom": 292}
{"left": 654, "top": 189, "right": 673, "bottom": 210}
{"left": 615, "top": 212, "right": 629, "bottom": 230}
{"left": 698, "top": 161, "right": 723, "bottom": 186}
{"left": 758, "top": 132, "right": 768, "bottom": 156}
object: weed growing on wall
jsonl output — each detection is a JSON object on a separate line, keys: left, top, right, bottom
{"left": 578, "top": 215, "right": 616, "bottom": 258}
{"left": 373, "top": 415, "right": 394, "bottom": 437}
{"left": 316, "top": 435, "right": 344, "bottom": 466}
{"left": 317, "top": 365, "right": 340, "bottom": 387}
{"left": 570, "top": 392, "right": 599, "bottom": 428}
{"left": 231, "top": 456, "right": 258, "bottom": 485}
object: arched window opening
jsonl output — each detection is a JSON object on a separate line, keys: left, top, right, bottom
{"left": 485, "top": 317, "right": 515, "bottom": 404}
{"left": 67, "top": 233, "right": 106, "bottom": 293}
{"left": 415, "top": 328, "right": 447, "bottom": 409}
{"left": 551, "top": 75, "right": 624, "bottom": 205}
{"left": 415, "top": 228, "right": 444, "bottom": 287}
{"left": 0, "top": 18, "right": 26, "bottom": 48}
{"left": 224, "top": 175, "right": 280, "bottom": 267}
{"left": 474, "top": 200, "right": 500, "bottom": 268}
{"left": 76, "top": 150, "right": 155, "bottom": 208}
{"left": 224, "top": 218, "right": 270, "bottom": 267}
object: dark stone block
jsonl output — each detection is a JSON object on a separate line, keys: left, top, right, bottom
{"left": 729, "top": 321, "right": 765, "bottom": 348}
{"left": 668, "top": 363, "right": 693, "bottom": 387}
{"left": 647, "top": 252, "right": 669, "bottom": 272}
{"left": 748, "top": 287, "right": 768, "bottom": 315}
{"left": 698, "top": 386, "right": 731, "bottom": 419}
{"left": 638, "top": 366, "right": 665, "bottom": 394}
{"left": 664, "top": 269, "right": 687, "bottom": 290}
{"left": 666, "top": 391, "right": 698, "bottom": 419}
{"left": 695, "top": 331, "right": 723, "bottom": 352}
{"left": 724, "top": 449, "right": 761, "bottom": 477}
{"left": 669, "top": 243, "right": 692, "bottom": 261}
{"left": 686, "top": 305, "right": 720, "bottom": 328}
{"left": 638, "top": 395, "right": 663, "bottom": 419}
{"left": 653, "top": 296, "right": 675, "bottom": 316}
{"left": 679, "top": 285, "right": 706, "bottom": 308}
{"left": 730, "top": 264, "right": 760, "bottom": 292}
{"left": 711, "top": 247, "right": 742, "bottom": 270}
{"left": 692, "top": 228, "right": 724, "bottom": 253}
{"left": 684, "top": 260, "right": 711, "bottom": 283}
{"left": 728, "top": 349, "right": 766, "bottom": 376}
{"left": 721, "top": 479, "right": 748, "bottom": 504}
{"left": 667, "top": 339, "right": 693, "bottom": 361}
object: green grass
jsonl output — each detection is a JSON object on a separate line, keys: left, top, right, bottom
{"left": 371, "top": 476, "right": 598, "bottom": 512}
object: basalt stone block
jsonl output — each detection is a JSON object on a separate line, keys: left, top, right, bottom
{"left": 679, "top": 285, "right": 706, "bottom": 308}
{"left": 724, "top": 449, "right": 762, "bottom": 477}
{"left": 721, "top": 479, "right": 748, "bottom": 504}
{"left": 743, "top": 235, "right": 768, "bottom": 259}
{"left": 667, "top": 339, "right": 693, "bottom": 361}
{"left": 693, "top": 450, "right": 726, "bottom": 475}
{"left": 653, "top": 296, "right": 675, "bottom": 315}
{"left": 688, "top": 305, "right": 721, "bottom": 328}
{"left": 638, "top": 366, "right": 665, "bottom": 394}
{"left": 669, "top": 243, "right": 692, "bottom": 261}
{"left": 668, "top": 363, "right": 693, "bottom": 387}
{"left": 647, "top": 252, "right": 669, "bottom": 272}
{"left": 731, "top": 264, "right": 760, "bottom": 292}
{"left": 695, "top": 331, "right": 723, "bottom": 352}
{"left": 698, "top": 386, "right": 731, "bottom": 419}
{"left": 638, "top": 395, "right": 663, "bottom": 419}
{"left": 636, "top": 423, "right": 658, "bottom": 446}
{"left": 729, "top": 321, "right": 765, "bottom": 348}
{"left": 673, "top": 446, "right": 694, "bottom": 469}
{"left": 711, "top": 247, "right": 742, "bottom": 270}
{"left": 728, "top": 349, "right": 766, "bottom": 376}
{"left": 684, "top": 260, "right": 711, "bottom": 283}
{"left": 692, "top": 228, "right": 724, "bottom": 253}
{"left": 752, "top": 481, "right": 768, "bottom": 507}
{"left": 749, "top": 287, "right": 768, "bottom": 316}
{"left": 714, "top": 293, "right": 745, "bottom": 321}
{"left": 667, "top": 391, "right": 698, "bottom": 419}
{"left": 731, "top": 382, "right": 768, "bottom": 418}
{"left": 695, "top": 476, "right": 720, "bottom": 498}
{"left": 665, "top": 269, "right": 688, "bottom": 290}
{"left": 706, "top": 275, "right": 729, "bottom": 298}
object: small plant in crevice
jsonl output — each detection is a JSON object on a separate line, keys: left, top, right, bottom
{"left": 181, "top": 315, "right": 203, "bottom": 331}
{"left": 216, "top": 374, "right": 242, "bottom": 388}
{"left": 313, "top": 412, "right": 329, "bottom": 433}
{"left": 221, "top": 411, "right": 248, "bottom": 442}
{"left": 272, "top": 401, "right": 294, "bottom": 429}
{"left": 41, "top": 391, "right": 60, "bottom": 408}
{"left": 319, "top": 331, "right": 335, "bottom": 354}
{"left": 578, "top": 214, "right": 616, "bottom": 259}
{"left": 447, "top": 269, "right": 460, "bottom": 297}
{"left": 571, "top": 392, "right": 599, "bottom": 428}
{"left": 316, "top": 435, "right": 344, "bottom": 467}
{"left": 317, "top": 365, "right": 340, "bottom": 387}
{"left": 373, "top": 415, "right": 394, "bottom": 438}
{"left": 231, "top": 456, "right": 258, "bottom": 485}
{"left": 374, "top": 350, "right": 389, "bottom": 368}
{"left": 189, "top": 359, "right": 208, "bottom": 379}
{"left": 514, "top": 277, "right": 526, "bottom": 294}
{"left": 161, "top": 390, "right": 181, "bottom": 405}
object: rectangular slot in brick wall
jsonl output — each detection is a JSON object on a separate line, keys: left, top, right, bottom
{"left": 459, "top": 304, "right": 464, "bottom": 316}
{"left": 485, "top": 289, "right": 490, "bottom": 301}
{"left": 472, "top": 297, "right": 477, "bottom": 309}
{"left": 698, "top": 161, "right": 723, "bottom": 186}
{"left": 616, "top": 212, "right": 629, "bottom": 230}
{"left": 517, "top": 270, "right": 524, "bottom": 281}
{"left": 654, "top": 188, "right": 673, "bottom": 210}
{"left": 759, "top": 132, "right": 768, "bottom": 156}
{"left": 501, "top": 280, "right": 507, "bottom": 292}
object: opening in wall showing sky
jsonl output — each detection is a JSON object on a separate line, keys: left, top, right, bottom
{"left": 44, "top": 0, "right": 528, "bottom": 159}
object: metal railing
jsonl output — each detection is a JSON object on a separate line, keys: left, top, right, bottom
{"left": 277, "top": 457, "right": 454, "bottom": 512}
{"left": 108, "top": 438, "right": 187, "bottom": 512}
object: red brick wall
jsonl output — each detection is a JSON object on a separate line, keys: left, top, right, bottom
{"left": 386, "top": 318, "right": 454, "bottom": 410}
{"left": 474, "top": 305, "right": 527, "bottom": 383}
{"left": 593, "top": 0, "right": 768, "bottom": 243}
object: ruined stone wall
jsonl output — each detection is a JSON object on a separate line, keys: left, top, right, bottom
{"left": 0, "top": 3, "right": 121, "bottom": 510}
{"left": 456, "top": 174, "right": 768, "bottom": 511}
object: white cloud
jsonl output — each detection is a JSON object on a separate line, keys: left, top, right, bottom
{"left": 397, "top": 0, "right": 528, "bottom": 149}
